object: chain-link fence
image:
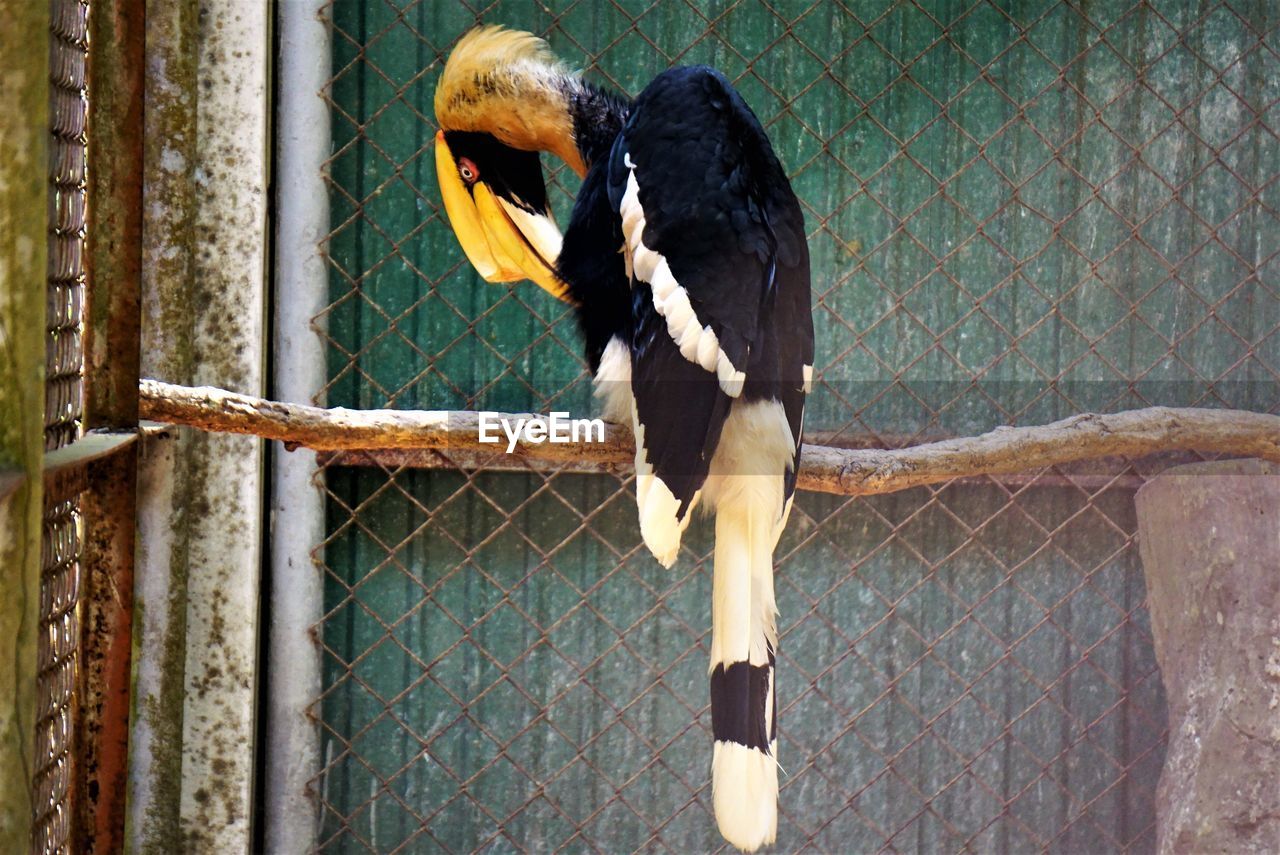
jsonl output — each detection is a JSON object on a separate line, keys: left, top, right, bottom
{"left": 36, "top": 1, "right": 90, "bottom": 853}
{"left": 314, "top": 1, "right": 1278, "bottom": 851}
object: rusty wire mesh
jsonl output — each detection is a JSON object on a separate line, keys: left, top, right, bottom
{"left": 34, "top": 499, "right": 82, "bottom": 855}
{"left": 35, "top": 1, "right": 89, "bottom": 853}
{"left": 45, "top": 0, "right": 88, "bottom": 452}
{"left": 313, "top": 1, "right": 1278, "bottom": 851}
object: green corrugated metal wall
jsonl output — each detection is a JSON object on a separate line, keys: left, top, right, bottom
{"left": 317, "top": 1, "right": 1277, "bottom": 851}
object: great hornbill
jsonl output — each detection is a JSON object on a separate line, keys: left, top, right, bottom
{"left": 434, "top": 27, "right": 813, "bottom": 851}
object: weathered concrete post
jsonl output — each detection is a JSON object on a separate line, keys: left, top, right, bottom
{"left": 0, "top": 0, "right": 49, "bottom": 849}
{"left": 1135, "top": 459, "right": 1280, "bottom": 853}
{"left": 128, "top": 0, "right": 269, "bottom": 851}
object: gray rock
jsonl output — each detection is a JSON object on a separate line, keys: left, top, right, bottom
{"left": 1136, "top": 459, "right": 1280, "bottom": 854}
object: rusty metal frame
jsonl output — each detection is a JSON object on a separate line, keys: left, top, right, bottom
{"left": 74, "top": 0, "right": 145, "bottom": 851}
{"left": 27, "top": 0, "right": 146, "bottom": 852}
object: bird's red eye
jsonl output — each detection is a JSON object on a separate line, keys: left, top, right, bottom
{"left": 458, "top": 157, "right": 479, "bottom": 185}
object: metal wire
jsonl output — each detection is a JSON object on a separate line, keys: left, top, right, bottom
{"left": 313, "top": 1, "right": 1278, "bottom": 851}
{"left": 33, "top": 501, "right": 82, "bottom": 855}
{"left": 36, "top": 1, "right": 89, "bottom": 853}
{"left": 45, "top": 0, "right": 88, "bottom": 452}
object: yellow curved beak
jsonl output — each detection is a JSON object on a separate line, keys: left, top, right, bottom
{"left": 434, "top": 131, "right": 573, "bottom": 303}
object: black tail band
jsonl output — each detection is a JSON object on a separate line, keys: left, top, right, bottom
{"left": 709, "top": 655, "right": 776, "bottom": 751}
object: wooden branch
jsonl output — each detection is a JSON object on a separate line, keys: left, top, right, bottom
{"left": 139, "top": 379, "right": 1280, "bottom": 497}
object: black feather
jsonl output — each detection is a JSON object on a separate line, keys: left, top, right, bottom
{"left": 556, "top": 162, "right": 631, "bottom": 373}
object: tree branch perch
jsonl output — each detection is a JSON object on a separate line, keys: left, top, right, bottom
{"left": 138, "top": 379, "right": 1280, "bottom": 497}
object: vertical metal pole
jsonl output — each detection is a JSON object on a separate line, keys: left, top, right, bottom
{"left": 266, "top": 1, "right": 330, "bottom": 851}
{"left": 78, "top": 449, "right": 138, "bottom": 854}
{"left": 80, "top": 1, "right": 145, "bottom": 851}
{"left": 0, "top": 1, "right": 49, "bottom": 850}
{"left": 85, "top": 0, "right": 143, "bottom": 429}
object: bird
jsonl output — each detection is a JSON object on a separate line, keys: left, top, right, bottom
{"left": 433, "top": 27, "right": 813, "bottom": 851}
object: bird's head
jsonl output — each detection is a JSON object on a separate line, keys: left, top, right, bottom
{"left": 434, "top": 128, "right": 569, "bottom": 301}
{"left": 434, "top": 26, "right": 584, "bottom": 303}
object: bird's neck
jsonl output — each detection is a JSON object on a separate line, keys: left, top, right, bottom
{"left": 567, "top": 80, "right": 630, "bottom": 172}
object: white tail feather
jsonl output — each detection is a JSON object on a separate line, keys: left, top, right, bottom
{"left": 713, "top": 741, "right": 779, "bottom": 851}
{"left": 710, "top": 497, "right": 780, "bottom": 850}
{"left": 705, "top": 400, "right": 794, "bottom": 852}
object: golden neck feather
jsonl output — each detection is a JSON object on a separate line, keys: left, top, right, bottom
{"left": 434, "top": 27, "right": 587, "bottom": 176}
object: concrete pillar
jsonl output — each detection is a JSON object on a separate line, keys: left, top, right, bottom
{"left": 1135, "top": 459, "right": 1280, "bottom": 853}
{"left": 128, "top": 0, "right": 269, "bottom": 851}
{"left": 0, "top": 0, "right": 49, "bottom": 849}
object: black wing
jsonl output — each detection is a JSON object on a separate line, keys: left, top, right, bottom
{"left": 557, "top": 154, "right": 633, "bottom": 373}
{"left": 606, "top": 66, "right": 813, "bottom": 516}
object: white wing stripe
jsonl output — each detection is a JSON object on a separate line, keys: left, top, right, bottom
{"left": 717, "top": 356, "right": 746, "bottom": 398}
{"left": 620, "top": 170, "right": 642, "bottom": 229}
{"left": 618, "top": 157, "right": 744, "bottom": 398}
{"left": 696, "top": 327, "right": 720, "bottom": 372}
{"left": 678, "top": 315, "right": 703, "bottom": 361}
{"left": 648, "top": 255, "right": 676, "bottom": 300}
